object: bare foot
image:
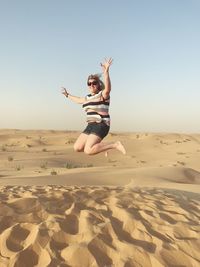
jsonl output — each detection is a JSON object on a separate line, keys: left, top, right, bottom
{"left": 115, "top": 141, "right": 126, "bottom": 155}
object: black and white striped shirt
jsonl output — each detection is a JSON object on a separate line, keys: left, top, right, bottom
{"left": 82, "top": 91, "right": 110, "bottom": 126}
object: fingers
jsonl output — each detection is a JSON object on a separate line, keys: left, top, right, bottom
{"left": 61, "top": 87, "right": 68, "bottom": 95}
{"left": 102, "top": 57, "right": 113, "bottom": 66}
{"left": 100, "top": 57, "right": 113, "bottom": 73}
{"left": 108, "top": 57, "right": 113, "bottom": 65}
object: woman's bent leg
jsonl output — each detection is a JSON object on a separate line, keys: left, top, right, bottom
{"left": 84, "top": 134, "right": 126, "bottom": 155}
{"left": 73, "top": 133, "right": 88, "bottom": 152}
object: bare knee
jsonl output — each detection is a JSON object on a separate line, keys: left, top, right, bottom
{"left": 84, "top": 147, "right": 93, "bottom": 155}
{"left": 74, "top": 143, "right": 84, "bottom": 152}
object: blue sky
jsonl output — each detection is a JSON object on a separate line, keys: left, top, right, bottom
{"left": 0, "top": 0, "right": 200, "bottom": 132}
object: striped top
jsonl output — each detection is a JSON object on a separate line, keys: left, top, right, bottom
{"left": 82, "top": 91, "right": 110, "bottom": 126}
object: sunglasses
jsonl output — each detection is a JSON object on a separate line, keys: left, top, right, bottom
{"left": 87, "top": 81, "right": 98, "bottom": 86}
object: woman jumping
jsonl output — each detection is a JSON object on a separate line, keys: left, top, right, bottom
{"left": 61, "top": 58, "right": 126, "bottom": 156}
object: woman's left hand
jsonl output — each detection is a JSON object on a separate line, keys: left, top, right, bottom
{"left": 100, "top": 57, "right": 113, "bottom": 72}
{"left": 61, "top": 87, "right": 69, "bottom": 97}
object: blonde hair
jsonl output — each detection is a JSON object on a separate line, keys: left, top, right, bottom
{"left": 87, "top": 74, "right": 105, "bottom": 90}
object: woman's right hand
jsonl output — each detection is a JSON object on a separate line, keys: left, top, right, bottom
{"left": 61, "top": 87, "right": 69, "bottom": 97}
{"left": 100, "top": 57, "right": 113, "bottom": 73}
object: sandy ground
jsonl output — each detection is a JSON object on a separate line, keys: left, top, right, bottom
{"left": 0, "top": 129, "right": 200, "bottom": 267}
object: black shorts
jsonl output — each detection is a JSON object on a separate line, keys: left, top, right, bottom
{"left": 82, "top": 122, "right": 110, "bottom": 139}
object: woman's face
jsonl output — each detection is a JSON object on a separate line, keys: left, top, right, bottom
{"left": 87, "top": 79, "right": 100, "bottom": 94}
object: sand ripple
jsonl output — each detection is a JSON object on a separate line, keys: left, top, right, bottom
{"left": 0, "top": 185, "right": 199, "bottom": 267}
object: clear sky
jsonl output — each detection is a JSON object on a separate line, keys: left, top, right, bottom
{"left": 0, "top": 0, "right": 200, "bottom": 133}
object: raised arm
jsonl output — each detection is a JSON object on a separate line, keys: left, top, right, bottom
{"left": 61, "top": 87, "right": 86, "bottom": 104}
{"left": 100, "top": 57, "right": 113, "bottom": 100}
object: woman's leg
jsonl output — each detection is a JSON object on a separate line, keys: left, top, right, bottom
{"left": 84, "top": 134, "right": 126, "bottom": 155}
{"left": 73, "top": 133, "right": 89, "bottom": 152}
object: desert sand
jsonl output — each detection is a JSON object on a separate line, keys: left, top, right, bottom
{"left": 0, "top": 129, "right": 200, "bottom": 267}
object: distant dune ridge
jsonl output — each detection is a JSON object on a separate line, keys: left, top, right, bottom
{"left": 0, "top": 129, "right": 200, "bottom": 266}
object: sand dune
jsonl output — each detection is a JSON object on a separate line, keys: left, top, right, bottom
{"left": 0, "top": 129, "right": 200, "bottom": 266}
{"left": 0, "top": 185, "right": 200, "bottom": 267}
